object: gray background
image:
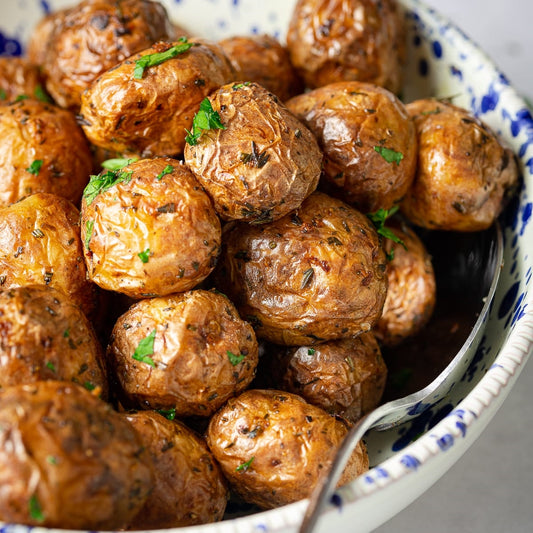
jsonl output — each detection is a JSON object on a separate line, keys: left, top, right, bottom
{"left": 377, "top": 1, "right": 533, "bottom": 532}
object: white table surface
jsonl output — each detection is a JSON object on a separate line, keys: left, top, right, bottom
{"left": 377, "top": 1, "right": 533, "bottom": 532}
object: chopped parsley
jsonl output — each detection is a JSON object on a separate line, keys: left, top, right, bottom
{"left": 28, "top": 494, "right": 44, "bottom": 522}
{"left": 132, "top": 329, "right": 157, "bottom": 367}
{"left": 307, "top": 348, "right": 316, "bottom": 355}
{"left": 236, "top": 456, "right": 254, "bottom": 472}
{"left": 101, "top": 157, "right": 138, "bottom": 171}
{"left": 374, "top": 145, "right": 404, "bottom": 165}
{"left": 0, "top": 88, "right": 6, "bottom": 100}
{"left": 227, "top": 350, "right": 245, "bottom": 366}
{"left": 156, "top": 164, "right": 173, "bottom": 180}
{"left": 366, "top": 206, "right": 407, "bottom": 258}
{"left": 185, "top": 97, "right": 225, "bottom": 146}
{"left": 34, "top": 84, "right": 52, "bottom": 103}
{"left": 83, "top": 169, "right": 133, "bottom": 205}
{"left": 138, "top": 248, "right": 150, "bottom": 263}
{"left": 84, "top": 220, "right": 94, "bottom": 250}
{"left": 45, "top": 361, "right": 56, "bottom": 373}
{"left": 26, "top": 160, "right": 43, "bottom": 175}
{"left": 133, "top": 39, "right": 194, "bottom": 79}
{"left": 232, "top": 81, "right": 251, "bottom": 90}
{"left": 157, "top": 407, "right": 177, "bottom": 420}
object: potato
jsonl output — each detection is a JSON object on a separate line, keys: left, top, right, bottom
{"left": 287, "top": 81, "right": 417, "bottom": 212}
{"left": 0, "top": 57, "right": 45, "bottom": 104}
{"left": 286, "top": 0, "right": 406, "bottom": 94}
{"left": 401, "top": 99, "right": 519, "bottom": 231}
{"left": 215, "top": 191, "right": 388, "bottom": 345}
{"left": 81, "top": 158, "right": 221, "bottom": 299}
{"left": 0, "top": 99, "right": 92, "bottom": 206}
{"left": 107, "top": 289, "right": 258, "bottom": 416}
{"left": 0, "top": 381, "right": 154, "bottom": 530}
{"left": 206, "top": 389, "right": 369, "bottom": 509}
{"left": 123, "top": 411, "right": 228, "bottom": 529}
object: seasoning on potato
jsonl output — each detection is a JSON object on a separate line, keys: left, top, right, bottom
{"left": 0, "top": 57, "right": 46, "bottom": 105}
{"left": 206, "top": 389, "right": 369, "bottom": 509}
{"left": 81, "top": 157, "right": 221, "bottom": 299}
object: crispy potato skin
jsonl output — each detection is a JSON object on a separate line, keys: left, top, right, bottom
{"left": 184, "top": 82, "right": 322, "bottom": 223}
{"left": 0, "top": 285, "right": 108, "bottom": 398}
{"left": 124, "top": 411, "right": 228, "bottom": 528}
{"left": 401, "top": 99, "right": 519, "bottom": 231}
{"left": 0, "top": 99, "right": 92, "bottom": 206}
{"left": 0, "top": 381, "right": 154, "bottom": 530}
{"left": 287, "top": 81, "right": 417, "bottom": 212}
{"left": 27, "top": 10, "right": 60, "bottom": 66}
{"left": 40, "top": 0, "right": 176, "bottom": 110}
{"left": 215, "top": 192, "right": 388, "bottom": 345}
{"left": 374, "top": 220, "right": 436, "bottom": 346}
{"left": 108, "top": 290, "right": 258, "bottom": 416}
{"left": 218, "top": 34, "right": 303, "bottom": 102}
{"left": 0, "top": 193, "right": 99, "bottom": 320}
{"left": 286, "top": 0, "right": 406, "bottom": 93}
{"left": 81, "top": 158, "right": 221, "bottom": 298}
{"left": 0, "top": 57, "right": 44, "bottom": 104}
{"left": 80, "top": 40, "right": 235, "bottom": 157}
{"left": 206, "top": 389, "right": 369, "bottom": 509}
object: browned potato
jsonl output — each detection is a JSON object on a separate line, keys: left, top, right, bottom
{"left": 81, "top": 158, "right": 221, "bottom": 298}
{"left": 0, "top": 99, "right": 93, "bottom": 206}
{"left": 218, "top": 34, "right": 304, "bottom": 102}
{"left": 401, "top": 99, "right": 519, "bottom": 231}
{"left": 0, "top": 381, "right": 154, "bottom": 530}
{"left": 0, "top": 285, "right": 108, "bottom": 397}
{"left": 123, "top": 411, "right": 228, "bottom": 528}
{"left": 206, "top": 389, "right": 369, "bottom": 509}
{"left": 374, "top": 219, "right": 437, "bottom": 346}
{"left": 0, "top": 193, "right": 100, "bottom": 321}
{"left": 107, "top": 289, "right": 258, "bottom": 416}
{"left": 0, "top": 57, "right": 45, "bottom": 104}
{"left": 80, "top": 40, "right": 235, "bottom": 157}
{"left": 38, "top": 0, "right": 176, "bottom": 110}
{"left": 27, "top": 9, "right": 60, "bottom": 66}
{"left": 286, "top": 0, "right": 406, "bottom": 94}
{"left": 266, "top": 332, "right": 387, "bottom": 422}
{"left": 184, "top": 81, "right": 322, "bottom": 223}
{"left": 287, "top": 81, "right": 417, "bottom": 213}
{"left": 215, "top": 191, "right": 388, "bottom": 345}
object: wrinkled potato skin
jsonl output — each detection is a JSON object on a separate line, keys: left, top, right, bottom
{"left": 81, "top": 158, "right": 221, "bottom": 299}
{"left": 268, "top": 332, "right": 387, "bottom": 422}
{"left": 286, "top": 0, "right": 406, "bottom": 94}
{"left": 215, "top": 192, "right": 388, "bottom": 345}
{"left": 287, "top": 81, "right": 417, "bottom": 212}
{"left": 402, "top": 99, "right": 519, "bottom": 231}
{"left": 0, "top": 100, "right": 93, "bottom": 206}
{"left": 0, "top": 285, "right": 108, "bottom": 398}
{"left": 218, "top": 34, "right": 303, "bottom": 102}
{"left": 124, "top": 411, "right": 228, "bottom": 529}
{"left": 27, "top": 10, "right": 60, "bottom": 66}
{"left": 0, "top": 381, "right": 154, "bottom": 530}
{"left": 0, "top": 57, "right": 44, "bottom": 104}
{"left": 0, "top": 193, "right": 99, "bottom": 320}
{"left": 80, "top": 40, "right": 235, "bottom": 157}
{"left": 206, "top": 389, "right": 369, "bottom": 509}
{"left": 41, "top": 0, "right": 176, "bottom": 110}
{"left": 184, "top": 82, "right": 322, "bottom": 223}
{"left": 374, "top": 220, "right": 436, "bottom": 346}
{"left": 108, "top": 290, "right": 258, "bottom": 416}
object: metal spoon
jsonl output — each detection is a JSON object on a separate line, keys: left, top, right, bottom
{"left": 299, "top": 222, "right": 503, "bottom": 533}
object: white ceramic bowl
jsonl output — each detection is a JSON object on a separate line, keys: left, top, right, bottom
{"left": 1, "top": 1, "right": 532, "bottom": 532}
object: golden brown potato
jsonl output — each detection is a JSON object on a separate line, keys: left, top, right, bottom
{"left": 401, "top": 99, "right": 519, "bottom": 231}
{"left": 0, "top": 57, "right": 46, "bottom": 104}
{"left": 266, "top": 332, "right": 387, "bottom": 422}
{"left": 107, "top": 289, "right": 258, "bottom": 416}
{"left": 218, "top": 34, "right": 303, "bottom": 102}
{"left": 80, "top": 40, "right": 235, "bottom": 157}
{"left": 0, "top": 99, "right": 93, "bottom": 206}
{"left": 0, "top": 193, "right": 100, "bottom": 321}
{"left": 81, "top": 158, "right": 221, "bottom": 299}
{"left": 123, "top": 411, "right": 228, "bottom": 529}
{"left": 215, "top": 191, "right": 388, "bottom": 345}
{"left": 0, "top": 285, "right": 108, "bottom": 398}
{"left": 286, "top": 0, "right": 406, "bottom": 93}
{"left": 206, "top": 389, "right": 369, "bottom": 509}
{"left": 374, "top": 219, "right": 437, "bottom": 346}
{"left": 287, "top": 81, "right": 417, "bottom": 213}
{"left": 0, "top": 381, "right": 154, "bottom": 530}
{"left": 184, "top": 81, "right": 322, "bottom": 223}
{"left": 27, "top": 9, "right": 60, "bottom": 66}
{"left": 39, "top": 0, "right": 176, "bottom": 110}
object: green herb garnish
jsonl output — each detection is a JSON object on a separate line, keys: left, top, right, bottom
{"left": 374, "top": 145, "right": 404, "bottom": 165}
{"left": 101, "top": 157, "right": 138, "bottom": 171}
{"left": 132, "top": 329, "right": 157, "bottom": 367}
{"left": 45, "top": 361, "right": 56, "bottom": 373}
{"left": 134, "top": 39, "right": 194, "bottom": 79}
{"left": 83, "top": 169, "right": 133, "bottom": 205}
{"left": 83, "top": 381, "right": 96, "bottom": 391}
{"left": 307, "top": 348, "right": 316, "bottom": 355}
{"left": 34, "top": 84, "right": 52, "bottom": 103}
{"left": 366, "top": 206, "right": 407, "bottom": 257}
{"left": 185, "top": 97, "right": 225, "bottom": 145}
{"left": 26, "top": 160, "right": 43, "bottom": 175}
{"left": 28, "top": 494, "right": 44, "bottom": 522}
{"left": 227, "top": 350, "right": 245, "bottom": 366}
{"left": 156, "top": 164, "right": 173, "bottom": 180}
{"left": 236, "top": 456, "right": 254, "bottom": 472}
{"left": 0, "top": 88, "right": 7, "bottom": 100}
{"left": 84, "top": 220, "right": 94, "bottom": 250}
{"left": 138, "top": 248, "right": 150, "bottom": 263}
{"left": 15, "top": 94, "right": 29, "bottom": 102}
{"left": 157, "top": 407, "right": 177, "bottom": 420}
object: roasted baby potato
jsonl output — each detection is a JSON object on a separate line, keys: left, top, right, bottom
{"left": 287, "top": 81, "right": 417, "bottom": 212}
{"left": 0, "top": 381, "right": 154, "bottom": 530}
{"left": 0, "top": 99, "right": 93, "bottom": 206}
{"left": 206, "top": 389, "right": 369, "bottom": 509}
{"left": 184, "top": 81, "right": 322, "bottom": 223}
{"left": 0, "top": 285, "right": 108, "bottom": 397}
{"left": 0, "top": 57, "right": 45, "bottom": 104}
{"left": 81, "top": 158, "right": 221, "bottom": 299}
{"left": 107, "top": 289, "right": 258, "bottom": 416}
{"left": 215, "top": 191, "right": 388, "bottom": 345}
{"left": 123, "top": 411, "right": 228, "bottom": 529}
{"left": 286, "top": 0, "right": 406, "bottom": 94}
{"left": 80, "top": 39, "right": 235, "bottom": 157}
{"left": 401, "top": 99, "right": 519, "bottom": 231}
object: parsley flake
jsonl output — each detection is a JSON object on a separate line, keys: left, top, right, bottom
{"left": 0, "top": 88, "right": 6, "bottom": 100}
{"left": 307, "top": 348, "right": 316, "bottom": 355}
{"left": 28, "top": 494, "right": 45, "bottom": 522}
{"left": 185, "top": 98, "right": 225, "bottom": 146}
{"left": 227, "top": 350, "right": 245, "bottom": 366}
{"left": 366, "top": 206, "right": 407, "bottom": 256}
{"left": 374, "top": 145, "right": 404, "bottom": 165}
{"left": 236, "top": 456, "right": 254, "bottom": 472}
{"left": 132, "top": 329, "right": 157, "bottom": 367}
{"left": 157, "top": 407, "right": 177, "bottom": 420}
{"left": 101, "top": 157, "right": 138, "bottom": 171}
{"left": 134, "top": 39, "right": 194, "bottom": 79}
{"left": 156, "top": 164, "right": 173, "bottom": 180}
{"left": 34, "top": 84, "right": 52, "bottom": 103}
{"left": 84, "top": 220, "right": 94, "bottom": 250}
{"left": 26, "top": 160, "right": 43, "bottom": 175}
{"left": 45, "top": 361, "right": 56, "bottom": 373}
{"left": 138, "top": 248, "right": 150, "bottom": 263}
{"left": 83, "top": 169, "right": 133, "bottom": 205}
